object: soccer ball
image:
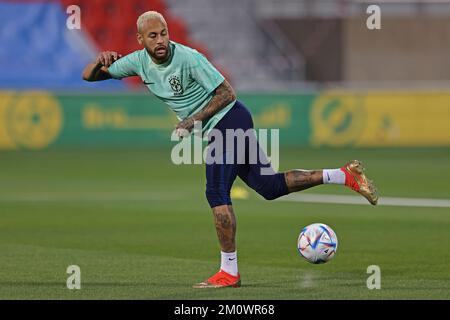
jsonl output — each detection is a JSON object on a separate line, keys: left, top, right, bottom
{"left": 297, "top": 223, "right": 338, "bottom": 264}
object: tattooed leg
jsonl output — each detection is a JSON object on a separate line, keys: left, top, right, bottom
{"left": 212, "top": 204, "right": 236, "bottom": 253}
{"left": 284, "top": 170, "right": 323, "bottom": 193}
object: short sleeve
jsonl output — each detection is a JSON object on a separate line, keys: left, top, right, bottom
{"left": 107, "top": 51, "right": 140, "bottom": 79}
{"left": 188, "top": 50, "right": 225, "bottom": 93}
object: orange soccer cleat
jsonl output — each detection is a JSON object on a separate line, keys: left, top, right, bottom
{"left": 341, "top": 160, "right": 379, "bottom": 205}
{"left": 192, "top": 270, "right": 241, "bottom": 289}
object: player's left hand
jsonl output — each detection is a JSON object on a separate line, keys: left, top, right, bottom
{"left": 175, "top": 117, "right": 195, "bottom": 138}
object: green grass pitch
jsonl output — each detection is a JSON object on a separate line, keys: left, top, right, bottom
{"left": 0, "top": 147, "right": 449, "bottom": 299}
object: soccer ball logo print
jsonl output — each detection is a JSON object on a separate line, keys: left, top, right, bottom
{"left": 168, "top": 75, "right": 183, "bottom": 95}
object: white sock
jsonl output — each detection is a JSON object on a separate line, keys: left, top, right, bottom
{"left": 323, "top": 169, "right": 345, "bottom": 185}
{"left": 220, "top": 251, "right": 238, "bottom": 276}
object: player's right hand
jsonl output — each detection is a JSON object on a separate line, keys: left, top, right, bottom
{"left": 95, "top": 51, "right": 122, "bottom": 67}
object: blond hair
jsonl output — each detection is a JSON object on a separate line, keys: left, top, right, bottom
{"left": 137, "top": 11, "right": 167, "bottom": 32}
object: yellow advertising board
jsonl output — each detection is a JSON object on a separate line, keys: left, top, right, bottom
{"left": 0, "top": 91, "right": 63, "bottom": 150}
{"left": 1, "top": 90, "right": 449, "bottom": 149}
{"left": 311, "top": 91, "right": 450, "bottom": 147}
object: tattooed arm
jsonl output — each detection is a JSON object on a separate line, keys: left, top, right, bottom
{"left": 175, "top": 80, "right": 236, "bottom": 134}
{"left": 192, "top": 80, "right": 236, "bottom": 123}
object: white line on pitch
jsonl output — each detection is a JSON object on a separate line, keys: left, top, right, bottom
{"left": 277, "top": 193, "right": 450, "bottom": 208}
{"left": 0, "top": 192, "right": 183, "bottom": 202}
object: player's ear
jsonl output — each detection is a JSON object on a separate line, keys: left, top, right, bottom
{"left": 136, "top": 33, "right": 143, "bottom": 45}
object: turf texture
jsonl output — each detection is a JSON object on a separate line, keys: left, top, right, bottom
{"left": 0, "top": 147, "right": 449, "bottom": 299}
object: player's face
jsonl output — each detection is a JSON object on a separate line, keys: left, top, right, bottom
{"left": 137, "top": 18, "right": 170, "bottom": 63}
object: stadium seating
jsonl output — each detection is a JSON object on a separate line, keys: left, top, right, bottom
{"left": 0, "top": 0, "right": 213, "bottom": 89}
{"left": 58, "top": 0, "right": 202, "bottom": 88}
{"left": 0, "top": 1, "right": 124, "bottom": 89}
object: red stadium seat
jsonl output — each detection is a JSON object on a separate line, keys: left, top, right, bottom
{"left": 167, "top": 18, "right": 188, "bottom": 44}
{"left": 57, "top": 0, "right": 225, "bottom": 87}
{"left": 135, "top": 0, "right": 167, "bottom": 14}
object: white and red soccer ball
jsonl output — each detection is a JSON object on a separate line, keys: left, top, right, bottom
{"left": 298, "top": 223, "right": 338, "bottom": 264}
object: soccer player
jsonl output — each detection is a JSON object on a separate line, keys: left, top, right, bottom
{"left": 82, "top": 11, "right": 378, "bottom": 288}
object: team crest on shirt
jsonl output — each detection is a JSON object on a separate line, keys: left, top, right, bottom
{"left": 168, "top": 75, "right": 183, "bottom": 95}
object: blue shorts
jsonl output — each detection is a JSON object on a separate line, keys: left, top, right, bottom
{"left": 205, "top": 100, "right": 289, "bottom": 208}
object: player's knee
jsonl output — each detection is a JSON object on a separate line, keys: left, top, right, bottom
{"left": 257, "top": 188, "right": 279, "bottom": 201}
{"left": 253, "top": 173, "right": 289, "bottom": 201}
{"left": 205, "top": 187, "right": 231, "bottom": 208}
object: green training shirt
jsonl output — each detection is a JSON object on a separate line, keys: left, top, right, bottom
{"left": 107, "top": 41, "right": 235, "bottom": 133}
